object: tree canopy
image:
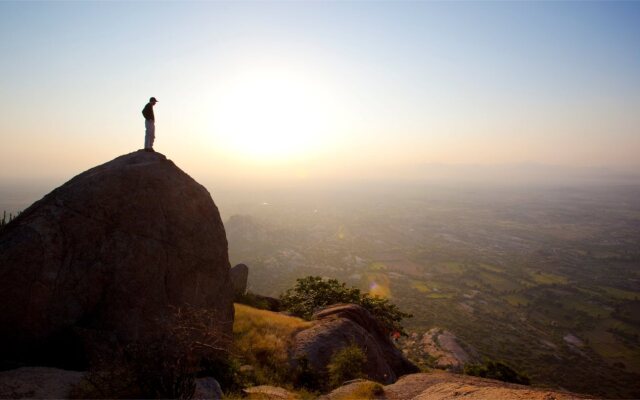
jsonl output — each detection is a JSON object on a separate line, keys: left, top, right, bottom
{"left": 279, "top": 276, "right": 412, "bottom": 335}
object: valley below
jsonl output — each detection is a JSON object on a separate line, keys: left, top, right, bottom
{"left": 225, "top": 183, "right": 640, "bottom": 398}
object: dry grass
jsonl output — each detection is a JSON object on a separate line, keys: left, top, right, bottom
{"left": 234, "top": 303, "right": 312, "bottom": 354}
{"left": 233, "top": 304, "right": 312, "bottom": 385}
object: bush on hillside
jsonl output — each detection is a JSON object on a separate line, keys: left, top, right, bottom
{"left": 280, "top": 276, "right": 412, "bottom": 334}
{"left": 327, "top": 344, "right": 367, "bottom": 389}
{"left": 463, "top": 360, "right": 530, "bottom": 385}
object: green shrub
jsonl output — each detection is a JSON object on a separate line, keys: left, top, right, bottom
{"left": 464, "top": 360, "right": 530, "bottom": 385}
{"left": 327, "top": 344, "right": 367, "bottom": 388}
{"left": 280, "top": 276, "right": 412, "bottom": 334}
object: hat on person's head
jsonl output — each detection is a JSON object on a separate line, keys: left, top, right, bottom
{"left": 150, "top": 97, "right": 158, "bottom": 103}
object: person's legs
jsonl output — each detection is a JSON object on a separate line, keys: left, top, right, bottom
{"left": 144, "top": 120, "right": 150, "bottom": 148}
{"left": 145, "top": 120, "right": 155, "bottom": 149}
{"left": 149, "top": 121, "right": 155, "bottom": 149}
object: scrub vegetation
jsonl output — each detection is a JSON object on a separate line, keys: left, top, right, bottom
{"left": 280, "top": 276, "right": 412, "bottom": 335}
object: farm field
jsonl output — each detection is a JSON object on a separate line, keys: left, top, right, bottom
{"left": 226, "top": 184, "right": 640, "bottom": 398}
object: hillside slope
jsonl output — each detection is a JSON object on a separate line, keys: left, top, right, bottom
{"left": 234, "top": 304, "right": 588, "bottom": 399}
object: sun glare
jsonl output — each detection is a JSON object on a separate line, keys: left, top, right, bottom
{"left": 210, "top": 67, "right": 339, "bottom": 162}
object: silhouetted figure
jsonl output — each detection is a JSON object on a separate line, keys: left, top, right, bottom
{"left": 142, "top": 97, "right": 158, "bottom": 151}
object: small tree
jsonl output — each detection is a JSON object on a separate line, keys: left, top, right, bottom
{"left": 327, "top": 344, "right": 367, "bottom": 388}
{"left": 280, "top": 276, "right": 412, "bottom": 335}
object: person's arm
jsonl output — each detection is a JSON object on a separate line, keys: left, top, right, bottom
{"left": 142, "top": 104, "right": 153, "bottom": 120}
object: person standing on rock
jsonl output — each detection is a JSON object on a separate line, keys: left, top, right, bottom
{"left": 142, "top": 97, "right": 158, "bottom": 151}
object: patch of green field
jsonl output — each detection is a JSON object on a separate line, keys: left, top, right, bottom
{"left": 411, "top": 280, "right": 430, "bottom": 293}
{"left": 529, "top": 271, "right": 568, "bottom": 285}
{"left": 564, "top": 299, "right": 609, "bottom": 319}
{"left": 479, "top": 263, "right": 506, "bottom": 273}
{"left": 409, "top": 279, "right": 457, "bottom": 299}
{"left": 368, "top": 262, "right": 388, "bottom": 272}
{"left": 439, "top": 261, "right": 465, "bottom": 274}
{"left": 503, "top": 294, "right": 530, "bottom": 307}
{"left": 601, "top": 286, "right": 639, "bottom": 301}
{"left": 586, "top": 325, "right": 640, "bottom": 374}
{"left": 518, "top": 279, "right": 537, "bottom": 288}
{"left": 602, "top": 318, "right": 640, "bottom": 335}
{"left": 426, "top": 292, "right": 455, "bottom": 299}
{"left": 477, "top": 271, "right": 522, "bottom": 292}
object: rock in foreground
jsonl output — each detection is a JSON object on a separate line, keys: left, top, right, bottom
{"left": 0, "top": 367, "right": 84, "bottom": 399}
{"left": 0, "top": 150, "right": 234, "bottom": 367}
{"left": 323, "top": 372, "right": 586, "bottom": 400}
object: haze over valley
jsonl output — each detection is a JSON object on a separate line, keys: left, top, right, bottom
{"left": 1, "top": 1, "right": 639, "bottom": 398}
{"left": 224, "top": 181, "right": 640, "bottom": 398}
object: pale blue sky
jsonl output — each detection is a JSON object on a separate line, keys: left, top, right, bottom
{"left": 1, "top": 1, "right": 639, "bottom": 185}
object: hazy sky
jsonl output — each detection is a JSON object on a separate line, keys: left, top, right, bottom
{"left": 1, "top": 1, "right": 639, "bottom": 187}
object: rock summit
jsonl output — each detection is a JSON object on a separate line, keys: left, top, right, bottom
{"left": 0, "top": 150, "right": 234, "bottom": 367}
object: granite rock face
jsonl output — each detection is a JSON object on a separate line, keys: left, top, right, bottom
{"left": 0, "top": 150, "right": 234, "bottom": 366}
{"left": 230, "top": 263, "right": 249, "bottom": 297}
{"left": 292, "top": 304, "right": 418, "bottom": 384}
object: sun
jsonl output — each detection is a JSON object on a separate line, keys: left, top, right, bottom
{"left": 210, "top": 66, "right": 339, "bottom": 162}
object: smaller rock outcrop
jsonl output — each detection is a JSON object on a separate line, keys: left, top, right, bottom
{"left": 402, "top": 328, "right": 479, "bottom": 371}
{"left": 193, "top": 377, "right": 223, "bottom": 400}
{"left": 230, "top": 263, "right": 249, "bottom": 297}
{"left": 292, "top": 304, "right": 418, "bottom": 384}
{"left": 322, "top": 373, "right": 586, "bottom": 400}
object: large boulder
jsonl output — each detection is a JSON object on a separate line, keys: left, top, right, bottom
{"left": 230, "top": 263, "right": 249, "bottom": 296}
{"left": 0, "top": 150, "right": 234, "bottom": 367}
{"left": 291, "top": 304, "right": 418, "bottom": 384}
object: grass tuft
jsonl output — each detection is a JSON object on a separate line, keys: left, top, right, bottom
{"left": 233, "top": 303, "right": 312, "bottom": 386}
